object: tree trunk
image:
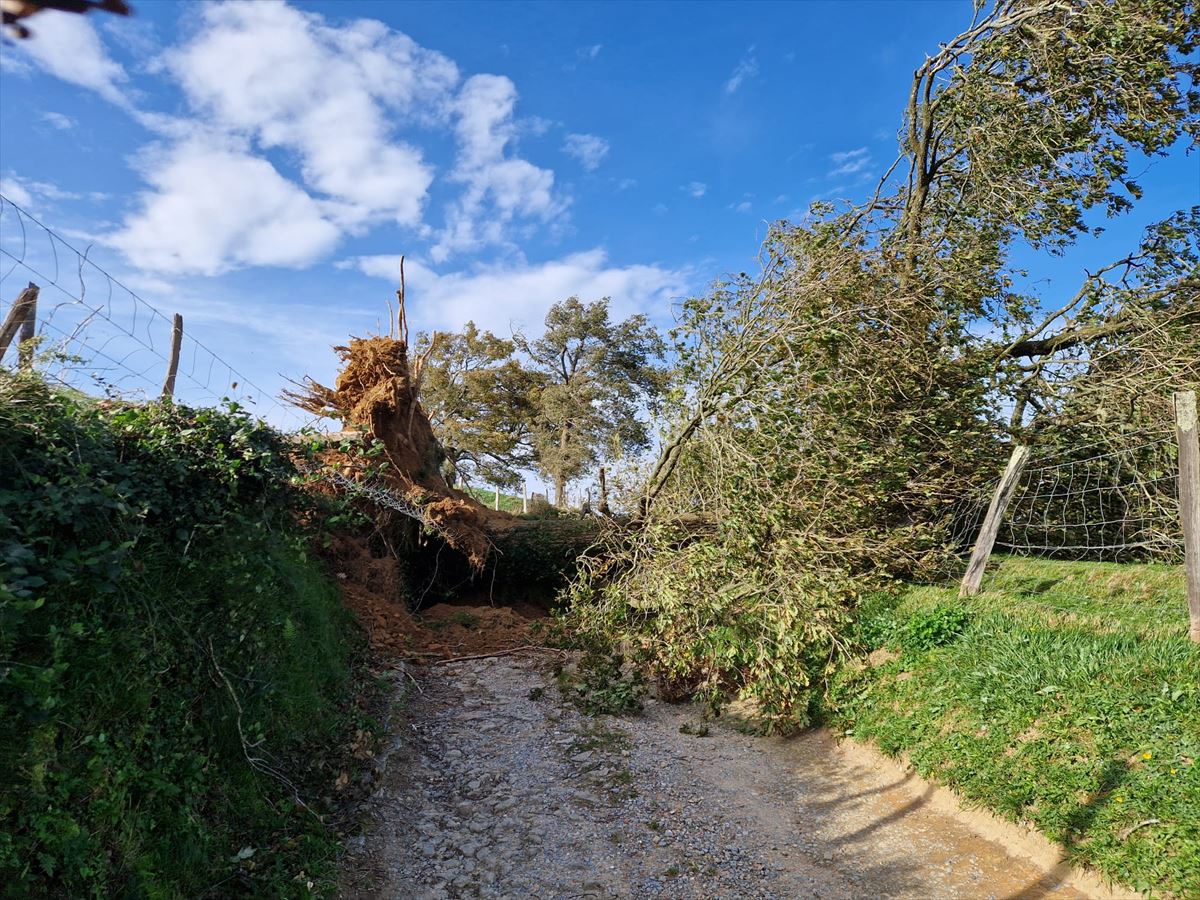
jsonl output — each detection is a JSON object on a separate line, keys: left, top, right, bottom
{"left": 598, "top": 466, "right": 610, "bottom": 515}
{"left": 555, "top": 422, "right": 570, "bottom": 507}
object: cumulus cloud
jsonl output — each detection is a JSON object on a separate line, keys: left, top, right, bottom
{"left": 13, "top": 1, "right": 587, "bottom": 277}
{"left": 828, "top": 147, "right": 871, "bottom": 177}
{"left": 342, "top": 249, "right": 691, "bottom": 334}
{"left": 0, "top": 172, "right": 85, "bottom": 207}
{"left": 723, "top": 48, "right": 758, "bottom": 95}
{"left": 684, "top": 181, "right": 707, "bottom": 198}
{"left": 162, "top": 2, "right": 457, "bottom": 230}
{"left": 563, "top": 133, "right": 610, "bottom": 171}
{"left": 432, "top": 74, "right": 567, "bottom": 262}
{"left": 111, "top": 138, "right": 341, "bottom": 275}
{"left": 11, "top": 13, "right": 128, "bottom": 104}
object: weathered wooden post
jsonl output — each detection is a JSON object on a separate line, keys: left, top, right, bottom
{"left": 0, "top": 282, "right": 39, "bottom": 363}
{"left": 960, "top": 444, "right": 1030, "bottom": 597}
{"left": 16, "top": 288, "right": 37, "bottom": 370}
{"left": 1175, "top": 391, "right": 1200, "bottom": 643}
{"left": 161, "top": 313, "right": 183, "bottom": 400}
{"left": 522, "top": 481, "right": 529, "bottom": 514}
{"left": 494, "top": 486, "right": 500, "bottom": 511}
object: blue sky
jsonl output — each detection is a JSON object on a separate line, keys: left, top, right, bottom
{"left": 1, "top": 0, "right": 1197, "bottom": 469}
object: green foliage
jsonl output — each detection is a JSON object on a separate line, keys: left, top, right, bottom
{"left": 557, "top": 649, "right": 646, "bottom": 717}
{"left": 568, "top": 0, "right": 1198, "bottom": 742}
{"left": 565, "top": 523, "right": 850, "bottom": 732}
{"left": 828, "top": 557, "right": 1200, "bottom": 896}
{"left": 416, "top": 323, "right": 542, "bottom": 490}
{"left": 487, "top": 519, "right": 595, "bottom": 599}
{"left": 0, "top": 376, "right": 360, "bottom": 897}
{"left": 897, "top": 605, "right": 971, "bottom": 654}
{"left": 465, "top": 486, "right": 524, "bottom": 515}
{"left": 515, "top": 296, "right": 666, "bottom": 505}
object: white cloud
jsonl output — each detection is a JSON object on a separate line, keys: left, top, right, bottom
{"left": 576, "top": 44, "right": 603, "bottom": 62}
{"left": 111, "top": 138, "right": 341, "bottom": 275}
{"left": 12, "top": 13, "right": 127, "bottom": 104}
{"left": 432, "top": 74, "right": 567, "bottom": 262}
{"left": 0, "top": 175, "right": 34, "bottom": 208}
{"left": 341, "top": 249, "right": 691, "bottom": 334}
{"left": 40, "top": 111, "right": 76, "bottom": 131}
{"left": 0, "top": 172, "right": 84, "bottom": 206}
{"left": 723, "top": 48, "right": 758, "bottom": 95}
{"left": 563, "top": 133, "right": 610, "bottom": 171}
{"left": 828, "top": 147, "right": 871, "bottom": 177}
{"left": 652, "top": 203, "right": 668, "bottom": 215}
{"left": 163, "top": 2, "right": 457, "bottom": 231}
{"left": 731, "top": 200, "right": 753, "bottom": 214}
{"left": 14, "top": 2, "right": 583, "bottom": 278}
{"left": 684, "top": 181, "right": 707, "bottom": 198}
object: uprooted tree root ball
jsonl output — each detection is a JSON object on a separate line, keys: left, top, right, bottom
{"left": 287, "top": 335, "right": 515, "bottom": 569}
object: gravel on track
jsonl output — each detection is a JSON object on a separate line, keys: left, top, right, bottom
{"left": 340, "top": 653, "right": 1104, "bottom": 900}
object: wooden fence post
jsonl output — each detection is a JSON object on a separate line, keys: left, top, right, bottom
{"left": 494, "top": 487, "right": 500, "bottom": 511}
{"left": 960, "top": 444, "right": 1030, "bottom": 597}
{"left": 522, "top": 481, "right": 529, "bottom": 514}
{"left": 17, "top": 288, "right": 37, "bottom": 370}
{"left": 0, "top": 282, "right": 39, "bottom": 363}
{"left": 1175, "top": 390, "right": 1200, "bottom": 643}
{"left": 160, "top": 313, "right": 183, "bottom": 400}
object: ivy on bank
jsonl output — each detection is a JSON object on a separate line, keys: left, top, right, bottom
{"left": 0, "top": 376, "right": 361, "bottom": 897}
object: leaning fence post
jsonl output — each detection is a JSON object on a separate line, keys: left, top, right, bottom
{"left": 960, "top": 443, "right": 1030, "bottom": 597}
{"left": 16, "top": 288, "right": 37, "bottom": 370}
{"left": 0, "top": 282, "right": 39, "bottom": 363}
{"left": 161, "top": 313, "right": 183, "bottom": 400}
{"left": 1175, "top": 390, "right": 1200, "bottom": 643}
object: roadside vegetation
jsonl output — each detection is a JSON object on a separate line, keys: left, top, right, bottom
{"left": 828, "top": 556, "right": 1199, "bottom": 896}
{"left": 0, "top": 375, "right": 369, "bottom": 897}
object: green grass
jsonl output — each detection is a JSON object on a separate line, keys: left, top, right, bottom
{"left": 830, "top": 556, "right": 1199, "bottom": 897}
{"left": 466, "top": 486, "right": 525, "bottom": 514}
{"left": 912, "top": 555, "right": 1190, "bottom": 640}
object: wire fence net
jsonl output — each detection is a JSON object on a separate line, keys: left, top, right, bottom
{"left": 950, "top": 427, "right": 1184, "bottom": 564}
{"left": 0, "top": 194, "right": 311, "bottom": 431}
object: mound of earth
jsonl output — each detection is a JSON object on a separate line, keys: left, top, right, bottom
{"left": 326, "top": 533, "right": 540, "bottom": 660}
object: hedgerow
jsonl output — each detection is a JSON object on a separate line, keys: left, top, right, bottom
{"left": 0, "top": 375, "right": 360, "bottom": 897}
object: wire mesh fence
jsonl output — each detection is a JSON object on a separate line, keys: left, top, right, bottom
{"left": 995, "top": 431, "right": 1183, "bottom": 563}
{"left": 0, "top": 193, "right": 311, "bottom": 431}
{"left": 952, "top": 428, "right": 1184, "bottom": 567}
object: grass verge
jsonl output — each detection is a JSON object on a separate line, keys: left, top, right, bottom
{"left": 828, "top": 556, "right": 1199, "bottom": 897}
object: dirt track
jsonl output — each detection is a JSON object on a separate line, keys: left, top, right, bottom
{"left": 341, "top": 653, "right": 1124, "bottom": 900}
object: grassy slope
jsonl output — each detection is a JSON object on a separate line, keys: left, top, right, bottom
{"left": 829, "top": 556, "right": 1199, "bottom": 897}
{"left": 466, "top": 486, "right": 525, "bottom": 514}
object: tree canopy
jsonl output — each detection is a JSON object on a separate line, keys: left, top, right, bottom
{"left": 515, "top": 297, "right": 666, "bottom": 506}
{"left": 415, "top": 322, "right": 543, "bottom": 490}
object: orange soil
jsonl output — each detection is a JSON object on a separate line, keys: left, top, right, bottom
{"left": 327, "top": 534, "right": 540, "bottom": 661}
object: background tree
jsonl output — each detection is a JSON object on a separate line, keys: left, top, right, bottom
{"left": 415, "top": 323, "right": 543, "bottom": 490}
{"left": 514, "top": 297, "right": 666, "bottom": 507}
